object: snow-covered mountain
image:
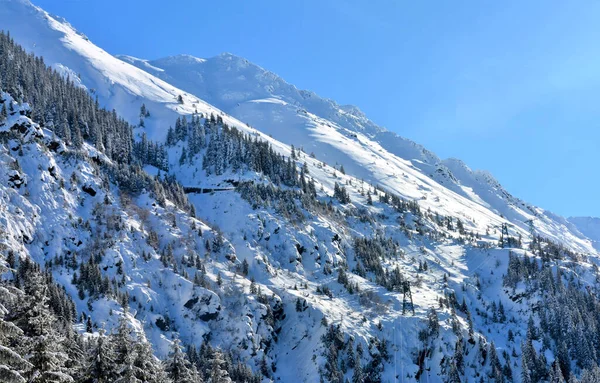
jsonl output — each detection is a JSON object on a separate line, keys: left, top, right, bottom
{"left": 119, "top": 53, "right": 600, "bottom": 259}
{"left": 1, "top": 0, "right": 592, "bottom": 254}
{"left": 0, "top": 0, "right": 250, "bottom": 144}
{"left": 3, "top": 0, "right": 600, "bottom": 382}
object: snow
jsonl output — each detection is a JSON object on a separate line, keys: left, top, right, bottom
{"left": 117, "top": 55, "right": 166, "bottom": 73}
{"left": 247, "top": 97, "right": 288, "bottom": 105}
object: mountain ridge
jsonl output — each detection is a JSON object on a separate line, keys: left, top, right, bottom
{"left": 121, "top": 52, "right": 512, "bottom": 190}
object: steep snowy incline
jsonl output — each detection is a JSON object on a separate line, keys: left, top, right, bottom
{"left": 0, "top": 0, "right": 526, "bottom": 252}
{"left": 0, "top": 91, "right": 282, "bottom": 372}
{"left": 120, "top": 53, "right": 386, "bottom": 136}
{"left": 120, "top": 53, "right": 599, "bottom": 256}
{"left": 0, "top": 0, "right": 247, "bottom": 143}
{"left": 2, "top": 0, "right": 597, "bottom": 257}
{"left": 119, "top": 52, "right": 443, "bottom": 174}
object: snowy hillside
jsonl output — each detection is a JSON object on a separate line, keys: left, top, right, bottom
{"left": 0, "top": 83, "right": 275, "bottom": 381}
{"left": 0, "top": 0, "right": 248, "bottom": 144}
{"left": 3, "top": 1, "right": 600, "bottom": 382}
{"left": 120, "top": 52, "right": 598, "bottom": 257}
{"left": 0, "top": 0, "right": 593, "bottom": 257}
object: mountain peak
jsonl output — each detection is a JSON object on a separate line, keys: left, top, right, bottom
{"left": 155, "top": 52, "right": 250, "bottom": 67}
{"left": 217, "top": 51, "right": 241, "bottom": 59}
{"left": 172, "top": 53, "right": 206, "bottom": 62}
{"left": 211, "top": 52, "right": 254, "bottom": 70}
{"left": 152, "top": 53, "right": 207, "bottom": 66}
{"left": 339, "top": 104, "right": 367, "bottom": 119}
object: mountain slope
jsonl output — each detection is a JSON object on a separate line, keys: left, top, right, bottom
{"left": 121, "top": 52, "right": 598, "bottom": 256}
{"left": 0, "top": 0, "right": 246, "bottom": 143}
{"left": 0, "top": 52, "right": 277, "bottom": 380}
{"left": 1, "top": 0, "right": 590, "bottom": 257}
{"left": 4, "top": 1, "right": 600, "bottom": 382}
{"left": 1, "top": 0, "right": 593, "bottom": 257}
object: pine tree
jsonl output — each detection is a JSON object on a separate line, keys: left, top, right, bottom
{"left": 351, "top": 358, "right": 364, "bottom": 383}
{"left": 557, "top": 341, "right": 570, "bottom": 379}
{"left": 241, "top": 259, "right": 249, "bottom": 276}
{"left": 84, "top": 329, "right": 118, "bottom": 383}
{"left": 113, "top": 347, "right": 140, "bottom": 383}
{"left": 549, "top": 361, "right": 566, "bottom": 383}
{"left": 0, "top": 103, "right": 7, "bottom": 124}
{"left": 164, "top": 339, "right": 200, "bottom": 383}
{"left": 447, "top": 362, "right": 461, "bottom": 383}
{"left": 521, "top": 346, "right": 533, "bottom": 383}
{"left": 132, "top": 334, "right": 170, "bottom": 383}
{"left": 295, "top": 298, "right": 303, "bottom": 312}
{"left": 0, "top": 280, "right": 32, "bottom": 383}
{"left": 503, "top": 360, "right": 513, "bottom": 382}
{"left": 206, "top": 348, "right": 232, "bottom": 383}
{"left": 488, "top": 342, "right": 503, "bottom": 382}
{"left": 113, "top": 315, "right": 136, "bottom": 380}
{"left": 333, "top": 182, "right": 351, "bottom": 204}
{"left": 179, "top": 147, "right": 187, "bottom": 166}
{"left": 23, "top": 274, "right": 73, "bottom": 383}
{"left": 453, "top": 338, "right": 464, "bottom": 374}
{"left": 166, "top": 127, "right": 175, "bottom": 146}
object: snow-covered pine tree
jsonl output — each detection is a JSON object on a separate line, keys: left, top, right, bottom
{"left": 163, "top": 338, "right": 201, "bottom": 383}
{"left": 23, "top": 272, "right": 74, "bottom": 383}
{"left": 0, "top": 275, "right": 32, "bottom": 383}
{"left": 83, "top": 329, "right": 118, "bottom": 383}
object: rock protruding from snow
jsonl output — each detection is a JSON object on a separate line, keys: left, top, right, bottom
{"left": 183, "top": 288, "right": 221, "bottom": 321}
{"left": 0, "top": 93, "right": 43, "bottom": 141}
{"left": 7, "top": 170, "right": 25, "bottom": 188}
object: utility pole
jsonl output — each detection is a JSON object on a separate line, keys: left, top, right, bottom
{"left": 402, "top": 281, "right": 414, "bottom": 315}
{"left": 501, "top": 223, "right": 510, "bottom": 247}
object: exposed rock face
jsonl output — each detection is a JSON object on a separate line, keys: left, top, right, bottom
{"left": 184, "top": 289, "right": 221, "bottom": 321}
{"left": 8, "top": 170, "right": 25, "bottom": 188}
{"left": 82, "top": 184, "right": 97, "bottom": 196}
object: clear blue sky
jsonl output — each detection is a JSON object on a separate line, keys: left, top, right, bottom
{"left": 34, "top": 0, "right": 600, "bottom": 218}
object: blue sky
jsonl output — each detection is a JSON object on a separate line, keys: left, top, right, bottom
{"left": 35, "top": 0, "right": 600, "bottom": 217}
